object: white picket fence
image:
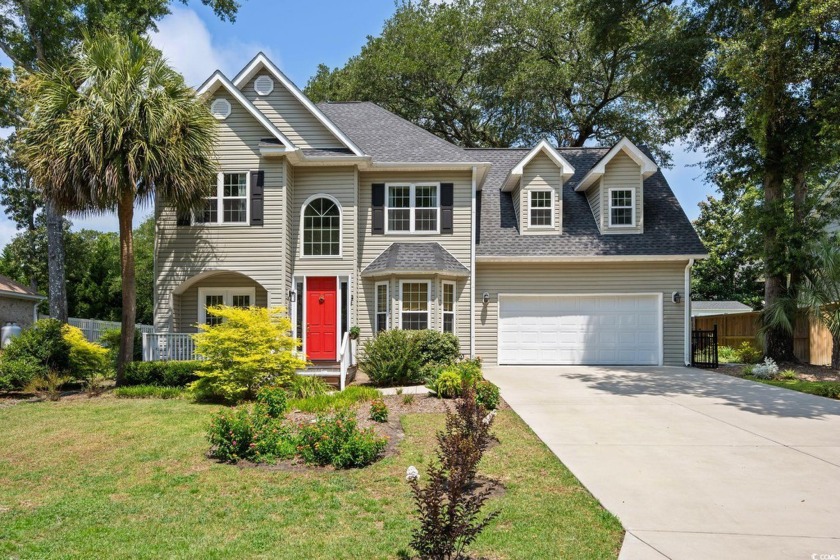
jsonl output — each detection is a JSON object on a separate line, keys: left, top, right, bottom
{"left": 141, "top": 332, "right": 198, "bottom": 362}
{"left": 67, "top": 317, "right": 155, "bottom": 342}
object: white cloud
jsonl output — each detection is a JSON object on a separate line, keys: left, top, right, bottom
{"left": 150, "top": 6, "right": 280, "bottom": 87}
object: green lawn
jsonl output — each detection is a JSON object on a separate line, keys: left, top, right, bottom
{"left": 0, "top": 397, "right": 622, "bottom": 559}
{"left": 746, "top": 377, "right": 840, "bottom": 399}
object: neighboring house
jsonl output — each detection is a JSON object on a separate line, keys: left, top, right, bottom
{"left": 0, "top": 274, "right": 44, "bottom": 329}
{"left": 153, "top": 53, "right": 707, "bottom": 371}
{"left": 691, "top": 300, "right": 752, "bottom": 317}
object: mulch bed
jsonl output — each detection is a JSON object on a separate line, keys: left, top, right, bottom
{"left": 716, "top": 362, "right": 840, "bottom": 382}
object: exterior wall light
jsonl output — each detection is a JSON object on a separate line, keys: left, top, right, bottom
{"left": 288, "top": 289, "right": 297, "bottom": 303}
{"left": 483, "top": 292, "right": 490, "bottom": 304}
{"left": 672, "top": 291, "right": 681, "bottom": 304}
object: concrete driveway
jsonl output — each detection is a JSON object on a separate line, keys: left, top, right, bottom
{"left": 483, "top": 365, "right": 840, "bottom": 560}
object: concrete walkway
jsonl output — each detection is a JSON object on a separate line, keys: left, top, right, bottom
{"left": 483, "top": 365, "right": 840, "bottom": 560}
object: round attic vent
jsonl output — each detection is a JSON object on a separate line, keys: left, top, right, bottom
{"left": 254, "top": 75, "right": 274, "bottom": 96}
{"left": 210, "top": 98, "right": 231, "bottom": 120}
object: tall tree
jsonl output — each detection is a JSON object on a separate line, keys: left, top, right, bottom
{"left": 0, "top": 0, "right": 241, "bottom": 322}
{"left": 683, "top": 0, "right": 840, "bottom": 360}
{"left": 0, "top": 135, "right": 40, "bottom": 289}
{"left": 17, "top": 32, "right": 216, "bottom": 382}
{"left": 305, "top": 0, "right": 703, "bottom": 160}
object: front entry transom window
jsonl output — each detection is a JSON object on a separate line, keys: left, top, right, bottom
{"left": 400, "top": 281, "right": 430, "bottom": 330}
{"left": 303, "top": 197, "right": 341, "bottom": 256}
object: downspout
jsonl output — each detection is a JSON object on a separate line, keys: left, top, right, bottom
{"left": 470, "top": 166, "right": 477, "bottom": 359}
{"left": 684, "top": 258, "right": 694, "bottom": 366}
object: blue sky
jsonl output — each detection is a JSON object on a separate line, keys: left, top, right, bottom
{"left": 0, "top": 0, "right": 714, "bottom": 247}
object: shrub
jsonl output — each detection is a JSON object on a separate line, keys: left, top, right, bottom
{"left": 751, "top": 357, "right": 779, "bottom": 379}
{"left": 407, "top": 385, "right": 499, "bottom": 559}
{"left": 256, "top": 386, "right": 288, "bottom": 418}
{"left": 475, "top": 380, "right": 500, "bottom": 410}
{"left": 0, "top": 356, "right": 47, "bottom": 391}
{"left": 297, "top": 409, "right": 387, "bottom": 469}
{"left": 252, "top": 418, "right": 297, "bottom": 462}
{"left": 777, "top": 369, "right": 798, "bottom": 380}
{"left": 811, "top": 383, "right": 840, "bottom": 399}
{"left": 289, "top": 385, "right": 379, "bottom": 413}
{"left": 25, "top": 371, "right": 71, "bottom": 401}
{"left": 735, "top": 342, "right": 763, "bottom": 364}
{"left": 402, "top": 393, "right": 415, "bottom": 406}
{"left": 62, "top": 325, "right": 110, "bottom": 380}
{"left": 718, "top": 346, "right": 738, "bottom": 363}
{"left": 413, "top": 330, "right": 460, "bottom": 367}
{"left": 3, "top": 319, "right": 70, "bottom": 375}
{"left": 358, "top": 329, "right": 421, "bottom": 386}
{"left": 207, "top": 406, "right": 256, "bottom": 462}
{"left": 369, "top": 398, "right": 388, "bottom": 422}
{"left": 114, "top": 385, "right": 183, "bottom": 399}
{"left": 123, "top": 360, "right": 201, "bottom": 387}
{"left": 99, "top": 328, "right": 142, "bottom": 364}
{"left": 191, "top": 306, "right": 306, "bottom": 402}
{"left": 742, "top": 364, "right": 755, "bottom": 376}
{"left": 287, "top": 375, "right": 330, "bottom": 399}
{"left": 431, "top": 369, "right": 462, "bottom": 398}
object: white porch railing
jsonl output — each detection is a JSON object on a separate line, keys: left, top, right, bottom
{"left": 338, "top": 332, "right": 351, "bottom": 390}
{"left": 141, "top": 332, "right": 197, "bottom": 361}
{"left": 66, "top": 317, "right": 155, "bottom": 342}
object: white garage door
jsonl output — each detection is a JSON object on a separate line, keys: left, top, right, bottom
{"left": 498, "top": 294, "right": 662, "bottom": 365}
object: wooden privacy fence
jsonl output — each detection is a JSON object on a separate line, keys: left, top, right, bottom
{"left": 693, "top": 311, "right": 834, "bottom": 366}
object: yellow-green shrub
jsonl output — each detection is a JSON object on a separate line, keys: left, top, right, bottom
{"left": 62, "top": 325, "right": 110, "bottom": 380}
{"left": 191, "top": 306, "right": 307, "bottom": 402}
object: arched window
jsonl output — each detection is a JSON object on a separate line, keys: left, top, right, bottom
{"left": 302, "top": 196, "right": 341, "bottom": 256}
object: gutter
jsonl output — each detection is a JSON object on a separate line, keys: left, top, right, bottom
{"left": 470, "top": 166, "right": 477, "bottom": 359}
{"left": 476, "top": 254, "right": 709, "bottom": 264}
{"left": 684, "top": 259, "right": 694, "bottom": 366}
{"left": 0, "top": 289, "right": 46, "bottom": 302}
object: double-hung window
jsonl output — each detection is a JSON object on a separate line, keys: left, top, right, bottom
{"left": 375, "top": 282, "right": 389, "bottom": 333}
{"left": 609, "top": 188, "right": 635, "bottom": 227}
{"left": 387, "top": 183, "right": 439, "bottom": 233}
{"left": 197, "top": 172, "right": 249, "bottom": 224}
{"left": 442, "top": 281, "right": 455, "bottom": 334}
{"left": 400, "top": 281, "right": 430, "bottom": 330}
{"left": 529, "top": 190, "right": 553, "bottom": 227}
{"left": 197, "top": 287, "right": 255, "bottom": 325}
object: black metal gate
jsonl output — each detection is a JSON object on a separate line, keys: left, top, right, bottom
{"left": 691, "top": 324, "right": 719, "bottom": 368}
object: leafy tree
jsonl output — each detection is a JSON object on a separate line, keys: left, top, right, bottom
{"left": 17, "top": 32, "right": 216, "bottom": 382}
{"left": 691, "top": 190, "right": 764, "bottom": 309}
{"left": 305, "top": 0, "right": 701, "bottom": 160}
{"left": 682, "top": 0, "right": 840, "bottom": 360}
{"left": 0, "top": 0, "right": 242, "bottom": 321}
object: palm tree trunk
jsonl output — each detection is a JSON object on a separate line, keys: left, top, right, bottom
{"left": 45, "top": 199, "right": 67, "bottom": 322}
{"left": 116, "top": 191, "right": 136, "bottom": 385}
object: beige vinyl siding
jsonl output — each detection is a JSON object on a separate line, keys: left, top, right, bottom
{"left": 357, "top": 171, "right": 473, "bottom": 348}
{"left": 520, "top": 152, "right": 562, "bottom": 234}
{"left": 243, "top": 74, "right": 343, "bottom": 149}
{"left": 290, "top": 166, "right": 357, "bottom": 276}
{"left": 174, "top": 273, "right": 268, "bottom": 333}
{"left": 601, "top": 152, "right": 643, "bottom": 234}
{"left": 284, "top": 159, "right": 294, "bottom": 303}
{"left": 474, "top": 261, "right": 688, "bottom": 366}
{"left": 586, "top": 182, "right": 602, "bottom": 232}
{"left": 154, "top": 90, "right": 287, "bottom": 331}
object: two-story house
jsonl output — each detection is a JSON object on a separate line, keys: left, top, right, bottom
{"left": 153, "top": 53, "right": 707, "bottom": 378}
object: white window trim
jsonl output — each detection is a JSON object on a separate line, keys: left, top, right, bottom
{"left": 210, "top": 98, "right": 231, "bottom": 120}
{"left": 399, "top": 280, "right": 432, "bottom": 330}
{"left": 193, "top": 172, "right": 250, "bottom": 226}
{"left": 197, "top": 287, "right": 256, "bottom": 325}
{"left": 527, "top": 189, "right": 555, "bottom": 229}
{"left": 608, "top": 187, "right": 636, "bottom": 228}
{"left": 299, "top": 193, "right": 343, "bottom": 259}
{"left": 441, "top": 280, "right": 456, "bottom": 334}
{"left": 375, "top": 281, "right": 390, "bottom": 333}
{"left": 254, "top": 75, "right": 274, "bottom": 96}
{"left": 385, "top": 183, "right": 441, "bottom": 234}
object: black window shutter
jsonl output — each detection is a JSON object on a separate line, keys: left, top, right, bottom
{"left": 250, "top": 170, "right": 264, "bottom": 226}
{"left": 441, "top": 182, "right": 454, "bottom": 234}
{"left": 176, "top": 210, "right": 191, "bottom": 227}
{"left": 371, "top": 183, "right": 385, "bottom": 235}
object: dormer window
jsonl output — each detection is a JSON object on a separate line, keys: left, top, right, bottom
{"left": 528, "top": 190, "right": 554, "bottom": 228}
{"left": 609, "top": 188, "right": 635, "bottom": 227}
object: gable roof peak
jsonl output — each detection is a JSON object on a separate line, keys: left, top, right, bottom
{"left": 574, "top": 137, "right": 658, "bottom": 192}
{"left": 502, "top": 139, "right": 575, "bottom": 191}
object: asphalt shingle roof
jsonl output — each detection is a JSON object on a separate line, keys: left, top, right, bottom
{"left": 362, "top": 243, "right": 470, "bottom": 277}
{"left": 471, "top": 147, "right": 707, "bottom": 257}
{"left": 317, "top": 102, "right": 477, "bottom": 164}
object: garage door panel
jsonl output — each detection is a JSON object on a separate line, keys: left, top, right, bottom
{"left": 499, "top": 294, "right": 661, "bottom": 366}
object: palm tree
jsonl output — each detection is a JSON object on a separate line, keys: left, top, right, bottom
{"left": 17, "top": 31, "right": 216, "bottom": 383}
{"left": 798, "top": 237, "right": 840, "bottom": 370}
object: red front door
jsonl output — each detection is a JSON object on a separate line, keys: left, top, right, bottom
{"left": 306, "top": 277, "right": 337, "bottom": 361}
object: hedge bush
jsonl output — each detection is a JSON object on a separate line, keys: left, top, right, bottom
{"left": 63, "top": 325, "right": 110, "bottom": 380}
{"left": 0, "top": 356, "right": 47, "bottom": 391}
{"left": 413, "top": 330, "right": 460, "bottom": 367}
{"left": 2, "top": 319, "right": 70, "bottom": 376}
{"left": 297, "top": 409, "right": 386, "bottom": 468}
{"left": 359, "top": 329, "right": 461, "bottom": 387}
{"left": 123, "top": 360, "right": 201, "bottom": 387}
